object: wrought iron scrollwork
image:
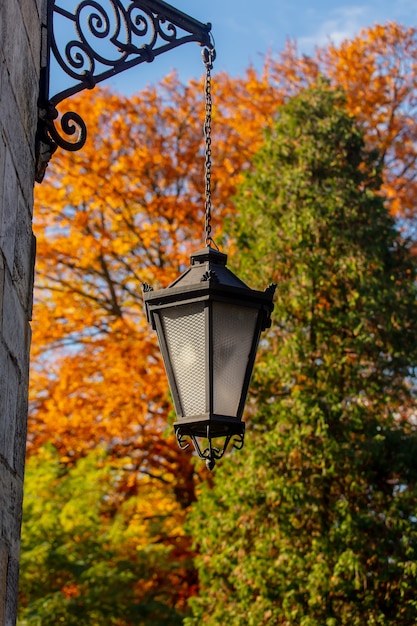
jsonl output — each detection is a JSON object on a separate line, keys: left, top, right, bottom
{"left": 201, "top": 270, "right": 219, "bottom": 283}
{"left": 37, "top": 0, "right": 213, "bottom": 181}
{"left": 175, "top": 425, "right": 245, "bottom": 471}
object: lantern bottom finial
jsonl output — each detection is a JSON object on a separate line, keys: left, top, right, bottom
{"left": 175, "top": 423, "right": 245, "bottom": 470}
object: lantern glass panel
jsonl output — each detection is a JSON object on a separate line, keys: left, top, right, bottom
{"left": 159, "top": 301, "right": 207, "bottom": 417}
{"left": 212, "top": 302, "right": 259, "bottom": 416}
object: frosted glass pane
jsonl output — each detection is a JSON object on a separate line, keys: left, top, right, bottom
{"left": 212, "top": 303, "right": 259, "bottom": 416}
{"left": 160, "top": 302, "right": 207, "bottom": 417}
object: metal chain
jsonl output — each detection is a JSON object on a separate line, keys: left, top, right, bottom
{"left": 202, "top": 47, "right": 216, "bottom": 247}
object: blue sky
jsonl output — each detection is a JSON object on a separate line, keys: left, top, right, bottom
{"left": 51, "top": 0, "right": 417, "bottom": 99}
{"left": 109, "top": 0, "right": 416, "bottom": 91}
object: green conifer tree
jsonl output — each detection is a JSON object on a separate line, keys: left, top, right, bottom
{"left": 186, "top": 83, "right": 417, "bottom": 626}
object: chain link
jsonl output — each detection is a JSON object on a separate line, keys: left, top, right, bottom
{"left": 202, "top": 47, "right": 216, "bottom": 247}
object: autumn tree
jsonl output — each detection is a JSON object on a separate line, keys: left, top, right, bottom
{"left": 25, "top": 79, "right": 214, "bottom": 624}
{"left": 18, "top": 447, "right": 193, "bottom": 625}
{"left": 23, "top": 21, "right": 417, "bottom": 622}
{"left": 186, "top": 83, "right": 417, "bottom": 626}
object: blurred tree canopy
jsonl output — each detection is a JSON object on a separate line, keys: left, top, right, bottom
{"left": 19, "top": 22, "right": 417, "bottom": 625}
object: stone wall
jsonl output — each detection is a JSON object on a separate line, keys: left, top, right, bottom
{"left": 0, "top": 0, "right": 42, "bottom": 623}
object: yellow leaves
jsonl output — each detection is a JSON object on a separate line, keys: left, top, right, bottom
{"left": 61, "top": 583, "right": 80, "bottom": 599}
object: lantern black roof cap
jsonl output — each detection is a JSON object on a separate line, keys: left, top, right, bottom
{"left": 143, "top": 247, "right": 276, "bottom": 332}
{"left": 190, "top": 246, "right": 227, "bottom": 266}
{"left": 168, "top": 247, "right": 249, "bottom": 290}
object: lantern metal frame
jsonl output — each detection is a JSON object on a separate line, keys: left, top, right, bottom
{"left": 144, "top": 247, "right": 276, "bottom": 469}
{"left": 36, "top": 0, "right": 213, "bottom": 181}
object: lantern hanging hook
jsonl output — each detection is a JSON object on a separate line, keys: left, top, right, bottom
{"left": 202, "top": 46, "right": 218, "bottom": 249}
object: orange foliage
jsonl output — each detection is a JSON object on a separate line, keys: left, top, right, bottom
{"left": 32, "top": 80, "right": 205, "bottom": 457}
{"left": 269, "top": 23, "right": 417, "bottom": 217}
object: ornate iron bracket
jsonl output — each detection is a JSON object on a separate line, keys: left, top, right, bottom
{"left": 36, "top": 0, "right": 213, "bottom": 182}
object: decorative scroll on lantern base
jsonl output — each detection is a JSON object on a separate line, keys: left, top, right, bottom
{"left": 175, "top": 422, "right": 245, "bottom": 470}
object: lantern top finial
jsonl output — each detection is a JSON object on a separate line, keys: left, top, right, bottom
{"left": 166, "top": 246, "right": 249, "bottom": 291}
{"left": 190, "top": 246, "right": 227, "bottom": 267}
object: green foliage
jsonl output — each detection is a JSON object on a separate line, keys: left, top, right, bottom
{"left": 186, "top": 83, "right": 417, "bottom": 625}
{"left": 18, "top": 447, "right": 187, "bottom": 626}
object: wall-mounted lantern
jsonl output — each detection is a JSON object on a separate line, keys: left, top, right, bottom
{"left": 144, "top": 248, "right": 275, "bottom": 469}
